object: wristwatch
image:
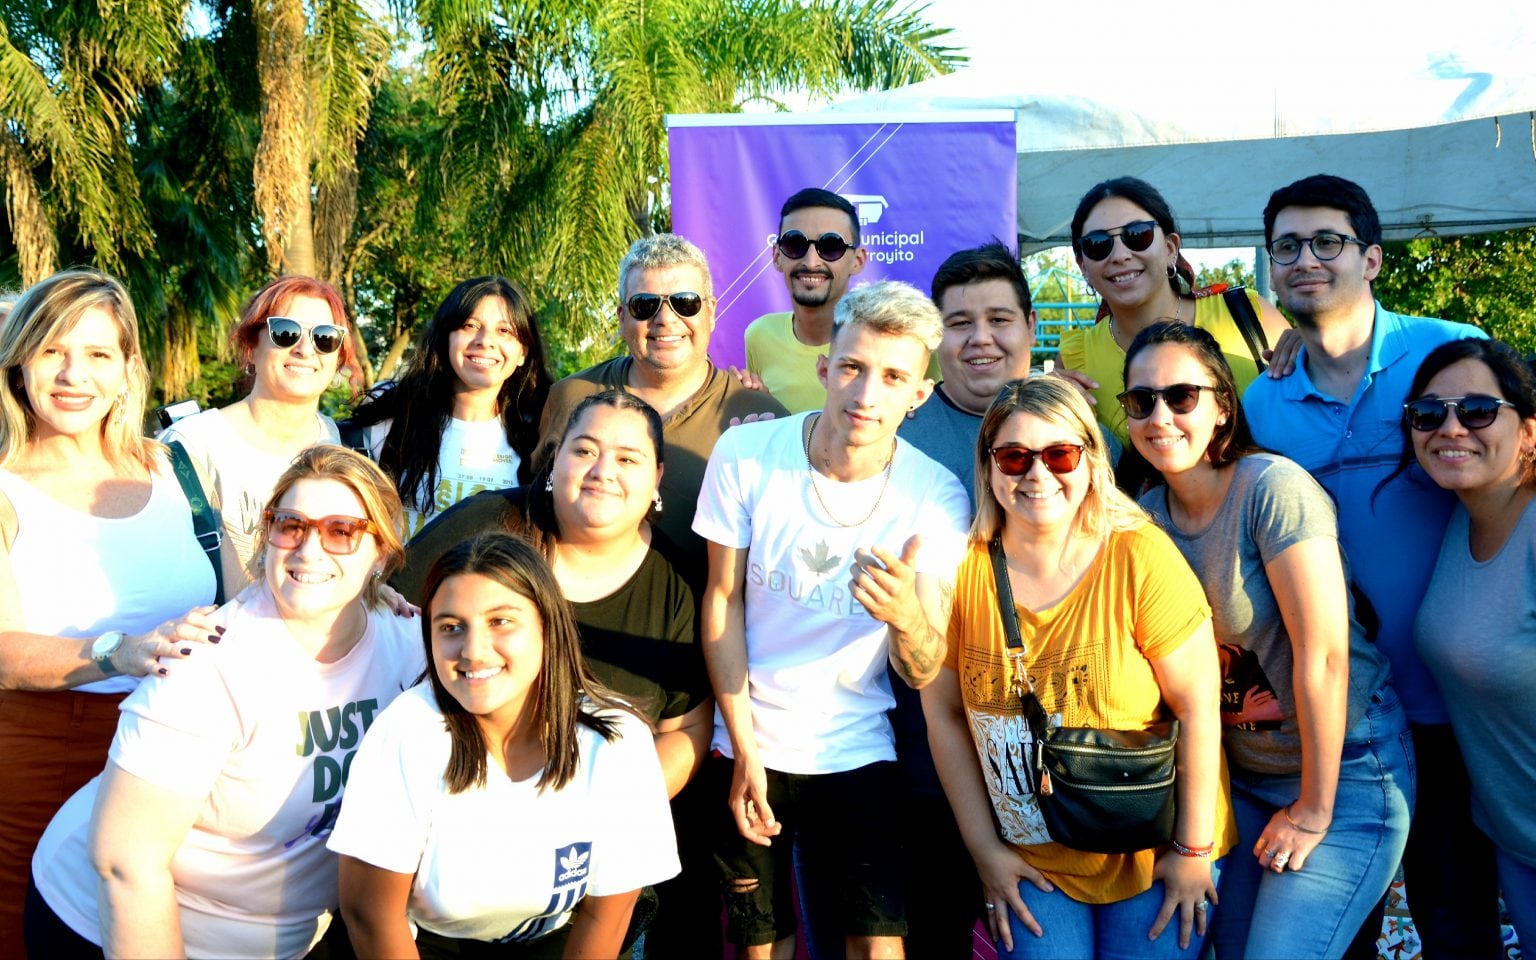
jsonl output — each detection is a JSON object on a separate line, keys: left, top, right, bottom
{"left": 91, "top": 630, "right": 126, "bottom": 677}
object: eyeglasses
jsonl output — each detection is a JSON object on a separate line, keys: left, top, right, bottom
{"left": 266, "top": 316, "right": 345, "bottom": 355}
{"left": 776, "top": 231, "right": 852, "bottom": 262}
{"left": 1117, "top": 384, "right": 1215, "bottom": 420}
{"left": 625, "top": 292, "right": 704, "bottom": 321}
{"left": 990, "top": 443, "right": 1085, "bottom": 476}
{"left": 1266, "top": 232, "right": 1371, "bottom": 266}
{"left": 1403, "top": 395, "right": 1517, "bottom": 432}
{"left": 1077, "top": 220, "right": 1158, "bottom": 262}
{"left": 263, "top": 509, "right": 379, "bottom": 555}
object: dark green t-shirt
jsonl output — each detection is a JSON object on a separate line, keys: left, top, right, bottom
{"left": 394, "top": 486, "right": 708, "bottom": 723}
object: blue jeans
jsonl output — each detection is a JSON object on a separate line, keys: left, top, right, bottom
{"left": 1496, "top": 846, "right": 1536, "bottom": 947}
{"left": 996, "top": 859, "right": 1223, "bottom": 960}
{"left": 1213, "top": 688, "right": 1416, "bottom": 960}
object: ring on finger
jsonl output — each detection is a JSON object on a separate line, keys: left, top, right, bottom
{"left": 1194, "top": 899, "right": 1209, "bottom": 912}
{"left": 984, "top": 902, "right": 995, "bottom": 910}
{"left": 1272, "top": 851, "right": 1291, "bottom": 868}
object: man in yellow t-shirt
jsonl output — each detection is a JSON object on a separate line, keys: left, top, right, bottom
{"left": 743, "top": 188, "right": 867, "bottom": 412}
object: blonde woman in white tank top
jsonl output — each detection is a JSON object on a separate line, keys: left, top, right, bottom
{"left": 0, "top": 271, "right": 219, "bottom": 955}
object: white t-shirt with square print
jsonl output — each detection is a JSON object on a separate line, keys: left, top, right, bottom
{"left": 692, "top": 412, "right": 969, "bottom": 775}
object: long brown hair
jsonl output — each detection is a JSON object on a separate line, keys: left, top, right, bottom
{"left": 419, "top": 533, "right": 639, "bottom": 794}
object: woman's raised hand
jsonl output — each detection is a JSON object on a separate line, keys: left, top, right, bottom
{"left": 114, "top": 606, "right": 224, "bottom": 678}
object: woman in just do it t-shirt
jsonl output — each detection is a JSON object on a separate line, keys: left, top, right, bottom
{"left": 26, "top": 447, "right": 425, "bottom": 959}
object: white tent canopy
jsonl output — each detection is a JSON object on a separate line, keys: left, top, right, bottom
{"left": 827, "top": 5, "right": 1536, "bottom": 250}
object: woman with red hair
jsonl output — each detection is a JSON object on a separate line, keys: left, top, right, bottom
{"left": 162, "top": 276, "right": 363, "bottom": 591}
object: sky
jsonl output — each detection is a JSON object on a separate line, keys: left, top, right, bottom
{"left": 841, "top": 0, "right": 1531, "bottom": 274}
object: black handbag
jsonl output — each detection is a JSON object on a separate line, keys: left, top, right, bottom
{"left": 988, "top": 538, "right": 1178, "bottom": 854}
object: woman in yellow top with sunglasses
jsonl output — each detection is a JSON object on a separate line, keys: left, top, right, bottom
{"left": 924, "top": 375, "right": 1236, "bottom": 959}
{"left": 162, "top": 277, "right": 362, "bottom": 591}
{"left": 1055, "top": 178, "right": 1290, "bottom": 447}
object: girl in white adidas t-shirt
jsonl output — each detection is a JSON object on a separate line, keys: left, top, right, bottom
{"left": 330, "top": 533, "right": 679, "bottom": 959}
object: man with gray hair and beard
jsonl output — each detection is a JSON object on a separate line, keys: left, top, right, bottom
{"left": 696, "top": 280, "right": 969, "bottom": 959}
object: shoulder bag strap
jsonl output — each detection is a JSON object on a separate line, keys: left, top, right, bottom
{"left": 167, "top": 440, "right": 225, "bottom": 605}
{"left": 1223, "top": 286, "right": 1268, "bottom": 374}
{"left": 988, "top": 539, "right": 1050, "bottom": 762}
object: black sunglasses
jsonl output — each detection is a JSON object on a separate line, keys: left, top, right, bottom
{"left": 1403, "top": 394, "right": 1517, "bottom": 432}
{"left": 1078, "top": 220, "right": 1158, "bottom": 262}
{"left": 990, "top": 443, "right": 1085, "bottom": 477}
{"left": 1266, "top": 232, "right": 1371, "bottom": 266}
{"left": 266, "top": 316, "right": 345, "bottom": 355}
{"left": 776, "top": 230, "right": 852, "bottom": 262}
{"left": 1117, "top": 384, "right": 1214, "bottom": 420}
{"left": 625, "top": 292, "right": 704, "bottom": 322}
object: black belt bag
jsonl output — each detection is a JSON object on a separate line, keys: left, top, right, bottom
{"left": 989, "top": 539, "right": 1178, "bottom": 854}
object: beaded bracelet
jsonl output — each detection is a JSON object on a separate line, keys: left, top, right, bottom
{"left": 1171, "top": 839, "right": 1214, "bottom": 858}
{"left": 1283, "top": 804, "right": 1329, "bottom": 835}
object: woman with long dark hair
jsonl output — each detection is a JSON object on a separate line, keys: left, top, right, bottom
{"left": 1123, "top": 322, "right": 1411, "bottom": 958}
{"left": 331, "top": 533, "right": 678, "bottom": 957}
{"left": 1056, "top": 177, "right": 1290, "bottom": 446}
{"left": 1406, "top": 338, "right": 1536, "bottom": 945}
{"left": 347, "top": 276, "right": 550, "bottom": 539}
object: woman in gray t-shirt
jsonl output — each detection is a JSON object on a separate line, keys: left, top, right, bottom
{"left": 1407, "top": 338, "right": 1536, "bottom": 946}
{"left": 1120, "top": 322, "right": 1409, "bottom": 960}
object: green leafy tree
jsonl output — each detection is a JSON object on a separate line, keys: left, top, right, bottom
{"left": 1376, "top": 228, "right": 1536, "bottom": 353}
{"left": 0, "top": 0, "right": 185, "bottom": 283}
{"left": 1195, "top": 257, "right": 1255, "bottom": 292}
{"left": 413, "top": 0, "right": 964, "bottom": 364}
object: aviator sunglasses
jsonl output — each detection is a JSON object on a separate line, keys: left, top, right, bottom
{"left": 625, "top": 292, "right": 704, "bottom": 322}
{"left": 1403, "top": 395, "right": 1518, "bottom": 432}
{"left": 266, "top": 316, "right": 345, "bottom": 355}
{"left": 990, "top": 443, "right": 1085, "bottom": 477}
{"left": 1117, "top": 383, "right": 1215, "bottom": 420}
{"left": 776, "top": 230, "right": 852, "bottom": 262}
{"left": 1077, "top": 220, "right": 1158, "bottom": 262}
{"left": 264, "top": 509, "right": 379, "bottom": 556}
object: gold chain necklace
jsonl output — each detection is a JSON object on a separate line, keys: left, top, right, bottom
{"left": 804, "top": 414, "right": 895, "bottom": 528}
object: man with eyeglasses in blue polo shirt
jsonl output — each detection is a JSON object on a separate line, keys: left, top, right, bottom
{"left": 741, "top": 188, "right": 870, "bottom": 413}
{"left": 1242, "top": 174, "right": 1497, "bottom": 960}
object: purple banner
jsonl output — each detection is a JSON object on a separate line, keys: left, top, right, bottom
{"left": 667, "top": 113, "right": 1018, "bottom": 371}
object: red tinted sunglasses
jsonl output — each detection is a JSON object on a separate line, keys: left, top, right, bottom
{"left": 990, "top": 443, "right": 1085, "bottom": 476}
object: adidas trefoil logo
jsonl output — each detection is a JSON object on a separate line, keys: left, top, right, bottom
{"left": 556, "top": 845, "right": 590, "bottom": 882}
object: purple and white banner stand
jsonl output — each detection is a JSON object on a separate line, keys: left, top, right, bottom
{"left": 666, "top": 111, "right": 1017, "bottom": 372}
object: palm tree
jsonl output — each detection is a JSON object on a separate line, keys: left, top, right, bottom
{"left": 248, "top": 0, "right": 387, "bottom": 279}
{"left": 412, "top": 0, "right": 964, "bottom": 361}
{"left": 0, "top": 0, "right": 184, "bottom": 284}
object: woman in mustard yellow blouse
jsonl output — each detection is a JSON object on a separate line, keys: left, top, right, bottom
{"left": 1055, "top": 178, "right": 1291, "bottom": 446}
{"left": 923, "top": 376, "right": 1236, "bottom": 958}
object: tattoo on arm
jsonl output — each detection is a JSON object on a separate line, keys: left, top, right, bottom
{"left": 892, "top": 580, "right": 953, "bottom": 686}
